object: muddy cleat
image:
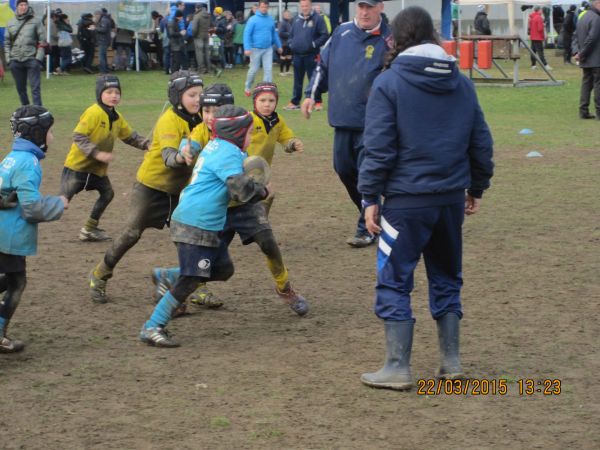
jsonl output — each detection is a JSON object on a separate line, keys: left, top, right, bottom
{"left": 151, "top": 268, "right": 173, "bottom": 302}
{"left": 314, "top": 102, "right": 323, "bottom": 111}
{"left": 346, "top": 233, "right": 376, "bottom": 248}
{"left": 79, "top": 227, "right": 111, "bottom": 242}
{"left": 0, "top": 336, "right": 25, "bottom": 353}
{"left": 139, "top": 326, "right": 180, "bottom": 348}
{"left": 276, "top": 284, "right": 309, "bottom": 316}
{"left": 283, "top": 102, "right": 300, "bottom": 110}
{"left": 189, "top": 283, "right": 224, "bottom": 309}
{"left": 89, "top": 271, "right": 108, "bottom": 303}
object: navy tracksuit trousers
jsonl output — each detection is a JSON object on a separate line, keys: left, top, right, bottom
{"left": 375, "top": 202, "right": 464, "bottom": 322}
{"left": 333, "top": 128, "right": 368, "bottom": 236}
{"left": 291, "top": 54, "right": 321, "bottom": 105}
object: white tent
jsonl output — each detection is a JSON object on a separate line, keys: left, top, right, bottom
{"left": 457, "top": 0, "right": 554, "bottom": 35}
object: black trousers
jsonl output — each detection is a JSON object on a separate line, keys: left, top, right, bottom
{"left": 580, "top": 67, "right": 600, "bottom": 117}
{"left": 9, "top": 59, "right": 42, "bottom": 106}
{"left": 530, "top": 40, "right": 547, "bottom": 66}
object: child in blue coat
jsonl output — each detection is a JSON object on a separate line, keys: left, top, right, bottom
{"left": 0, "top": 106, "right": 68, "bottom": 353}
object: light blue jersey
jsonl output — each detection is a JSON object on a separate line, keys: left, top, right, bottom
{"left": 0, "top": 138, "right": 64, "bottom": 256}
{"left": 172, "top": 138, "right": 246, "bottom": 232}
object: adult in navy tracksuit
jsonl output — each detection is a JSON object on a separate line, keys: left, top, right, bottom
{"left": 358, "top": 7, "right": 494, "bottom": 391}
{"left": 302, "top": 0, "right": 391, "bottom": 248}
{"left": 286, "top": 0, "right": 328, "bottom": 109}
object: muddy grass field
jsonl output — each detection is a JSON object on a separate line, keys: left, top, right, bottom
{"left": 1, "top": 59, "right": 599, "bottom": 449}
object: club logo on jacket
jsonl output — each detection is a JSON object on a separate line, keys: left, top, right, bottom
{"left": 99, "top": 121, "right": 106, "bottom": 128}
{"left": 365, "top": 45, "right": 374, "bottom": 59}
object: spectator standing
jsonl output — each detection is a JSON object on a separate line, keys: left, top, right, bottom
{"left": 78, "top": 13, "right": 96, "bottom": 74}
{"left": 243, "top": 0, "right": 282, "bottom": 96}
{"left": 169, "top": 10, "right": 187, "bottom": 71}
{"left": 278, "top": 9, "right": 293, "bottom": 76}
{"left": 562, "top": 5, "right": 577, "bottom": 64}
{"left": 151, "top": 11, "right": 164, "bottom": 70}
{"left": 4, "top": 0, "right": 47, "bottom": 106}
{"left": 301, "top": 0, "right": 391, "bottom": 248}
{"left": 214, "top": 7, "right": 227, "bottom": 70}
{"left": 192, "top": 3, "right": 212, "bottom": 74}
{"left": 49, "top": 10, "right": 60, "bottom": 73}
{"left": 573, "top": 0, "right": 600, "bottom": 119}
{"left": 55, "top": 11, "right": 73, "bottom": 75}
{"left": 223, "top": 11, "right": 236, "bottom": 68}
{"left": 529, "top": 6, "right": 551, "bottom": 70}
{"left": 473, "top": 4, "right": 491, "bottom": 35}
{"left": 285, "top": 0, "right": 328, "bottom": 110}
{"left": 552, "top": 5, "right": 565, "bottom": 35}
{"left": 233, "top": 11, "right": 246, "bottom": 65}
{"left": 95, "top": 8, "right": 113, "bottom": 74}
{"left": 185, "top": 14, "right": 197, "bottom": 69}
{"left": 159, "top": 11, "right": 171, "bottom": 74}
{"left": 314, "top": 5, "right": 332, "bottom": 34}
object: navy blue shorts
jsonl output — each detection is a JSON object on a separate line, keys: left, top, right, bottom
{"left": 0, "top": 252, "right": 26, "bottom": 273}
{"left": 176, "top": 242, "right": 231, "bottom": 278}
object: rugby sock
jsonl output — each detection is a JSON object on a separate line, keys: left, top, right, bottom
{"left": 84, "top": 217, "right": 99, "bottom": 231}
{"left": 0, "top": 317, "right": 7, "bottom": 335}
{"left": 93, "top": 261, "right": 113, "bottom": 280}
{"left": 267, "top": 259, "right": 289, "bottom": 292}
{"left": 165, "top": 267, "right": 180, "bottom": 285}
{"left": 145, "top": 291, "right": 181, "bottom": 329}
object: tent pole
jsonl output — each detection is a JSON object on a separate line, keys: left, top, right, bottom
{"left": 135, "top": 31, "right": 140, "bottom": 72}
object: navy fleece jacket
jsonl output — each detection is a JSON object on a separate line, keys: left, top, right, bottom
{"left": 359, "top": 44, "right": 494, "bottom": 207}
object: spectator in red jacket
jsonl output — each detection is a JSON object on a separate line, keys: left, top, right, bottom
{"left": 528, "top": 6, "right": 551, "bottom": 70}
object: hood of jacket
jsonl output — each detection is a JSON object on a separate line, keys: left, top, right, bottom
{"left": 475, "top": 11, "right": 487, "bottom": 19}
{"left": 12, "top": 137, "right": 46, "bottom": 160}
{"left": 392, "top": 43, "right": 459, "bottom": 94}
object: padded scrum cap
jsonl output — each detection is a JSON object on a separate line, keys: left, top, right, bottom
{"left": 10, "top": 106, "right": 54, "bottom": 152}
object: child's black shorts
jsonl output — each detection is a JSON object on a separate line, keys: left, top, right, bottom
{"left": 0, "top": 252, "right": 26, "bottom": 273}
{"left": 60, "top": 167, "right": 113, "bottom": 200}
{"left": 125, "top": 182, "right": 179, "bottom": 230}
{"left": 223, "top": 202, "right": 271, "bottom": 245}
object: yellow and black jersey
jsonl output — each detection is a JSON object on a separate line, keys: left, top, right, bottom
{"left": 136, "top": 108, "right": 210, "bottom": 195}
{"left": 248, "top": 112, "right": 295, "bottom": 166}
{"left": 64, "top": 104, "right": 134, "bottom": 177}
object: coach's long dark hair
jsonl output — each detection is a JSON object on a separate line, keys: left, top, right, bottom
{"left": 383, "top": 6, "right": 441, "bottom": 70}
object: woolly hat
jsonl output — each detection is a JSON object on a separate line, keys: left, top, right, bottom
{"left": 96, "top": 75, "right": 121, "bottom": 103}
{"left": 10, "top": 106, "right": 54, "bottom": 152}
{"left": 214, "top": 6, "right": 224, "bottom": 15}
{"left": 211, "top": 105, "right": 253, "bottom": 149}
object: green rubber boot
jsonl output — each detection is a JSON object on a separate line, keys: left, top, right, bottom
{"left": 435, "top": 312, "right": 464, "bottom": 379}
{"left": 361, "top": 320, "right": 414, "bottom": 390}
